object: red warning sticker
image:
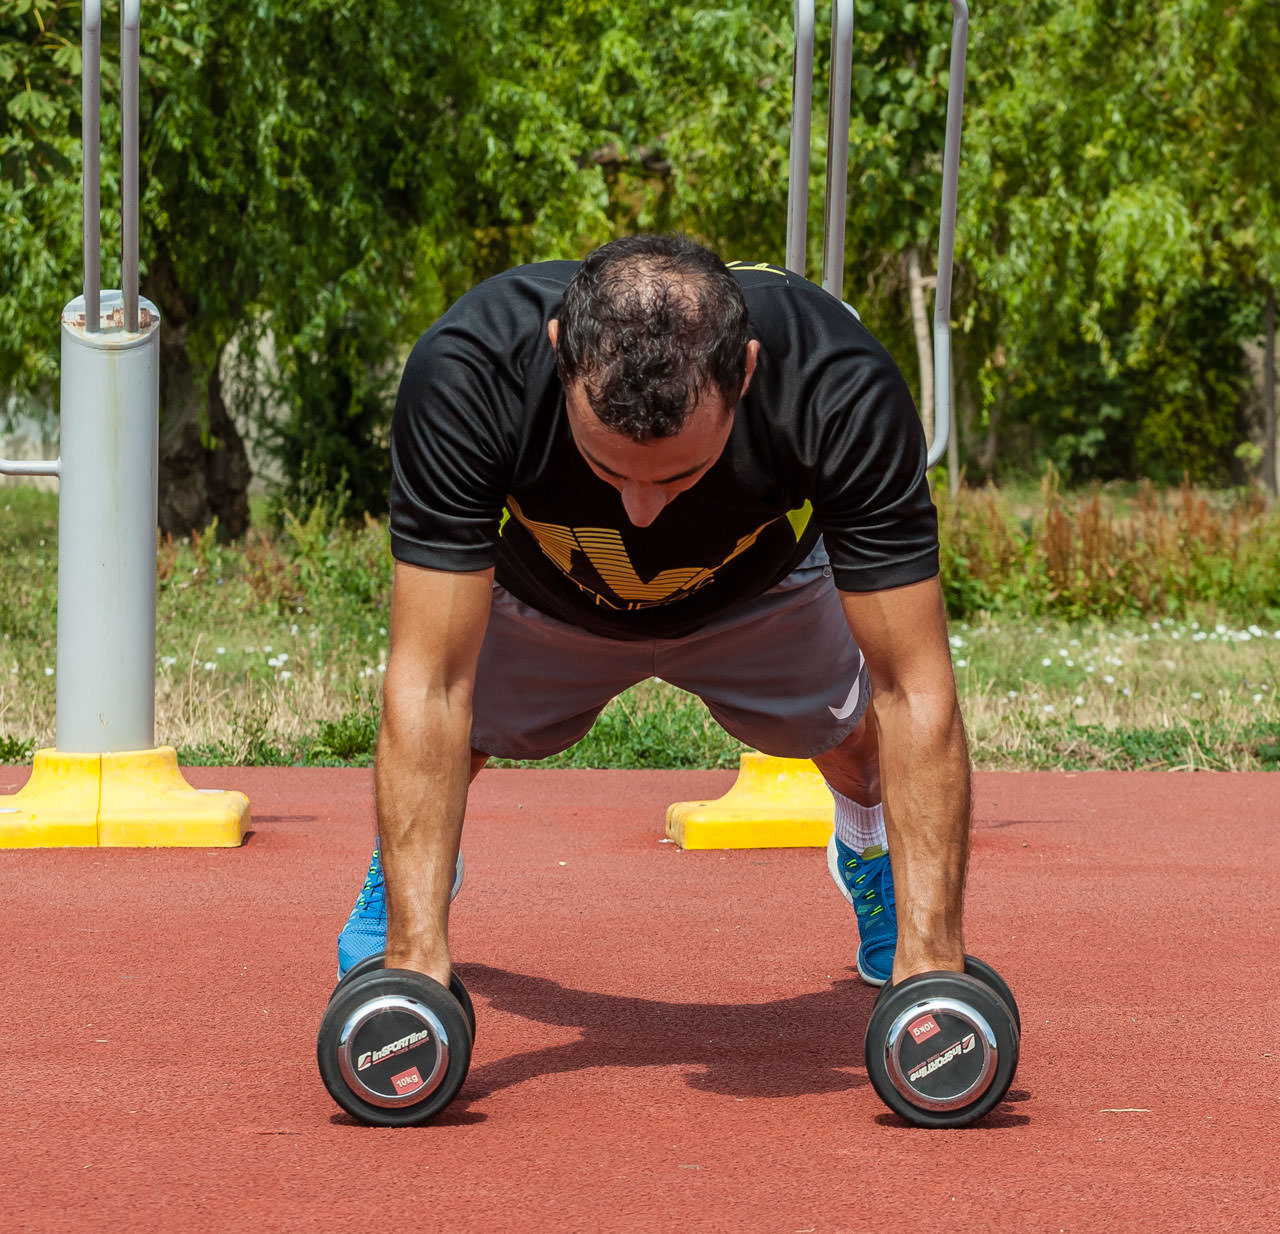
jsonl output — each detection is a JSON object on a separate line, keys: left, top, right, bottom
{"left": 908, "top": 1015, "right": 941, "bottom": 1044}
{"left": 391, "top": 1066, "right": 425, "bottom": 1095}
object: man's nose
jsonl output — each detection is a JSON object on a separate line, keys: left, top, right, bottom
{"left": 620, "top": 483, "right": 669, "bottom": 528}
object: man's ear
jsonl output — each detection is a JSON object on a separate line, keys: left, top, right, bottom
{"left": 547, "top": 319, "right": 560, "bottom": 349}
{"left": 740, "top": 339, "right": 760, "bottom": 398}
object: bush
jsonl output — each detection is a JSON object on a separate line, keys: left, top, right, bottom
{"left": 936, "top": 470, "right": 1280, "bottom": 623}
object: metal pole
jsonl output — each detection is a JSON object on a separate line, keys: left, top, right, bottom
{"left": 820, "top": 0, "right": 854, "bottom": 300}
{"left": 82, "top": 1, "right": 102, "bottom": 333}
{"left": 785, "top": 0, "right": 816, "bottom": 277}
{"left": 1, "top": 0, "right": 245, "bottom": 850}
{"left": 0, "top": 457, "right": 60, "bottom": 478}
{"left": 121, "top": 0, "right": 141, "bottom": 333}
{"left": 54, "top": 0, "right": 160, "bottom": 753}
{"left": 56, "top": 296, "right": 160, "bottom": 753}
{"left": 927, "top": 0, "right": 969, "bottom": 470}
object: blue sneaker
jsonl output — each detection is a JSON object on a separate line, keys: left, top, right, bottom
{"left": 826, "top": 833, "right": 896, "bottom": 986}
{"left": 336, "top": 847, "right": 465, "bottom": 977}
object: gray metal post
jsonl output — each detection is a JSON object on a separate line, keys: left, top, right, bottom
{"left": 821, "top": 0, "right": 854, "bottom": 301}
{"left": 0, "top": 1, "right": 160, "bottom": 744}
{"left": 121, "top": 1, "right": 141, "bottom": 333}
{"left": 56, "top": 295, "right": 159, "bottom": 753}
{"left": 1, "top": 0, "right": 248, "bottom": 849}
{"left": 54, "top": 0, "right": 158, "bottom": 753}
{"left": 83, "top": 2, "right": 102, "bottom": 332}
{"left": 927, "top": 0, "right": 969, "bottom": 470}
{"left": 783, "top": 0, "right": 969, "bottom": 469}
{"left": 785, "top": 0, "right": 816, "bottom": 277}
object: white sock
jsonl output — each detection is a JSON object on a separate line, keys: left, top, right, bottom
{"left": 829, "top": 787, "right": 886, "bottom": 854}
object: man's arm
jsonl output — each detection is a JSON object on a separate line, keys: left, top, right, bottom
{"left": 839, "top": 575, "right": 970, "bottom": 984}
{"left": 376, "top": 560, "right": 494, "bottom": 986}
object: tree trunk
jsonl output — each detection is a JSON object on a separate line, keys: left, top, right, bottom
{"left": 906, "top": 247, "right": 935, "bottom": 446}
{"left": 1264, "top": 286, "right": 1277, "bottom": 503}
{"left": 142, "top": 254, "right": 251, "bottom": 538}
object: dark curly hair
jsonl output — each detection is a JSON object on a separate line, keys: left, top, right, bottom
{"left": 555, "top": 234, "right": 751, "bottom": 442}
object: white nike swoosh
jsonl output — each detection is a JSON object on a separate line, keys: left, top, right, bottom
{"left": 828, "top": 676, "right": 861, "bottom": 720}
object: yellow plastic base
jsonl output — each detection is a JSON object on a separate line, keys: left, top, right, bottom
{"left": 0, "top": 747, "right": 249, "bottom": 848}
{"left": 665, "top": 752, "right": 834, "bottom": 849}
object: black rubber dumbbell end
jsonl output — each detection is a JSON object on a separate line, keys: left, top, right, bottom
{"left": 864, "top": 965, "right": 1019, "bottom": 1129}
{"left": 317, "top": 967, "right": 474, "bottom": 1127}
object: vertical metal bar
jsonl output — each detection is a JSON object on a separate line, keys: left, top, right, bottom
{"left": 821, "top": 0, "right": 854, "bottom": 300}
{"left": 82, "top": 2, "right": 102, "bottom": 332}
{"left": 54, "top": 1, "right": 162, "bottom": 753}
{"left": 786, "top": 0, "right": 816, "bottom": 277}
{"left": 121, "top": 1, "right": 141, "bottom": 332}
{"left": 57, "top": 294, "right": 160, "bottom": 753}
{"left": 927, "top": 0, "right": 969, "bottom": 470}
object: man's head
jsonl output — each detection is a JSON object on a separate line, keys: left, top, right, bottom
{"left": 551, "top": 233, "right": 754, "bottom": 440}
{"left": 548, "top": 233, "right": 758, "bottom": 526}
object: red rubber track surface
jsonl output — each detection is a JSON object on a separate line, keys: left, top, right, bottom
{"left": 1, "top": 766, "right": 1277, "bottom": 1232}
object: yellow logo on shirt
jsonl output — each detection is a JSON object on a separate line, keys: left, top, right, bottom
{"left": 504, "top": 497, "right": 812, "bottom": 611}
{"left": 726, "top": 260, "right": 790, "bottom": 277}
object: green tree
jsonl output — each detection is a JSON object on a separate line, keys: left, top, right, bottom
{"left": 1, "top": 0, "right": 85, "bottom": 399}
{"left": 1186, "top": 0, "right": 1280, "bottom": 497}
{"left": 845, "top": 0, "right": 963, "bottom": 446}
{"left": 3, "top": 1, "right": 797, "bottom": 530}
{"left": 959, "top": 0, "right": 1275, "bottom": 484}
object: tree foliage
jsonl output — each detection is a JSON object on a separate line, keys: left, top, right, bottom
{"left": 961, "top": 0, "right": 1277, "bottom": 483}
{"left": 3, "top": 1, "right": 1276, "bottom": 522}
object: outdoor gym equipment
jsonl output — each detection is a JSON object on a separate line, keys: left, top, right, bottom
{"left": 665, "top": 0, "right": 970, "bottom": 853}
{"left": 0, "top": 1, "right": 248, "bottom": 847}
{"left": 784, "top": 0, "right": 968, "bottom": 468}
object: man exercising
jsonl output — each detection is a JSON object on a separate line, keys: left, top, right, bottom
{"left": 337, "top": 233, "right": 970, "bottom": 991}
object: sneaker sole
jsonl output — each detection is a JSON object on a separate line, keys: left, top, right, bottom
{"left": 825, "top": 836, "right": 890, "bottom": 988}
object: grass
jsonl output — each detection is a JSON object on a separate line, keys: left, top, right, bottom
{"left": 1, "top": 480, "right": 1278, "bottom": 771}
{"left": 951, "top": 616, "right": 1279, "bottom": 770}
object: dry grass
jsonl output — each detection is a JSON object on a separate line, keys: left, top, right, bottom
{"left": 938, "top": 472, "right": 1280, "bottom": 624}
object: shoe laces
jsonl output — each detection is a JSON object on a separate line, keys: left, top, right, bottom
{"left": 843, "top": 847, "right": 894, "bottom": 927}
{"left": 355, "top": 850, "right": 386, "bottom": 914}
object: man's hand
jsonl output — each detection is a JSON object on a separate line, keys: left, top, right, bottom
{"left": 376, "top": 561, "right": 493, "bottom": 987}
{"left": 840, "top": 576, "right": 970, "bottom": 985}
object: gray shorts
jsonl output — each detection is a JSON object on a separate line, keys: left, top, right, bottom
{"left": 470, "top": 544, "right": 870, "bottom": 761}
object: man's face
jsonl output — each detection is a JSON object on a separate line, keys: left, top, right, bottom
{"left": 549, "top": 321, "right": 757, "bottom": 528}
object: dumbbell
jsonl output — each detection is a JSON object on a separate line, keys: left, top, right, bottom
{"left": 863, "top": 955, "right": 1020, "bottom": 1128}
{"left": 316, "top": 953, "right": 475, "bottom": 1126}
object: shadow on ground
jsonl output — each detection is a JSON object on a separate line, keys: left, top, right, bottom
{"left": 442, "top": 963, "right": 1031, "bottom": 1128}
{"left": 458, "top": 962, "right": 878, "bottom": 1100}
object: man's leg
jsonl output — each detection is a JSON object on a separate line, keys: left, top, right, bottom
{"left": 812, "top": 704, "right": 879, "bottom": 803}
{"left": 812, "top": 710, "right": 896, "bottom": 986}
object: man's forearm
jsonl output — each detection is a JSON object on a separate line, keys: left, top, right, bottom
{"left": 873, "top": 689, "right": 971, "bottom": 982}
{"left": 375, "top": 689, "right": 474, "bottom": 984}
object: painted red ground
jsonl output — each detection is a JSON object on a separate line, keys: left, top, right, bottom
{"left": 1, "top": 765, "right": 1277, "bottom": 1232}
